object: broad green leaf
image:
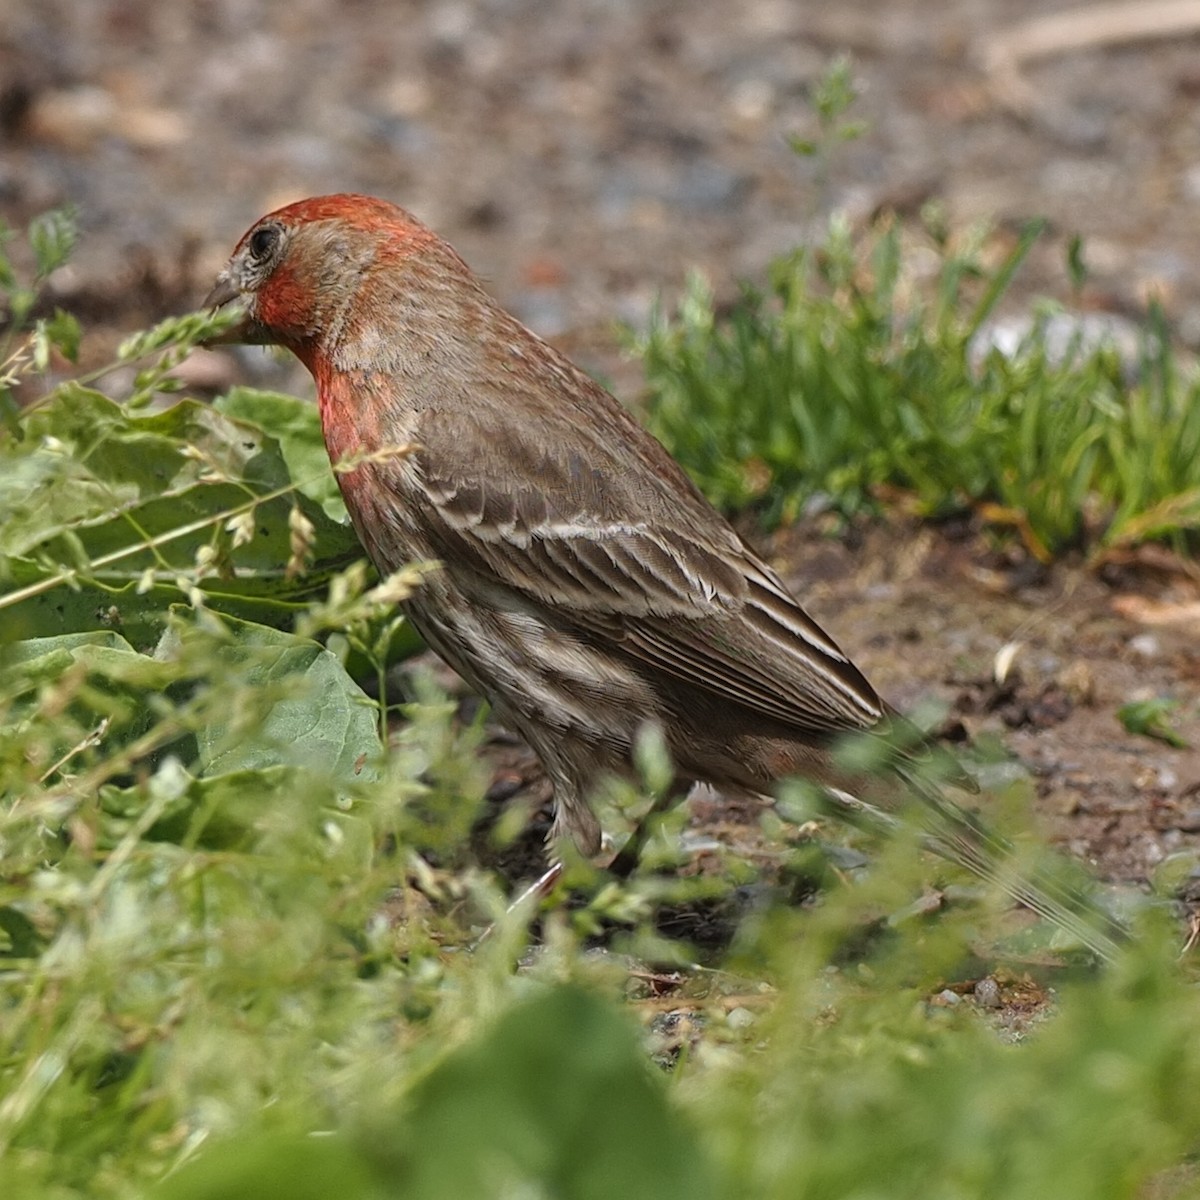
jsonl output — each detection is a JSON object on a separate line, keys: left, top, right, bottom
{"left": 150, "top": 988, "right": 716, "bottom": 1200}
{"left": 98, "top": 761, "right": 285, "bottom": 850}
{"left": 177, "top": 615, "right": 382, "bottom": 780}
{"left": 389, "top": 985, "right": 717, "bottom": 1200}
{"left": 2, "top": 618, "right": 383, "bottom": 797}
{"left": 0, "top": 388, "right": 363, "bottom": 643}
{"left": 1, "top": 629, "right": 179, "bottom": 745}
{"left": 0, "top": 554, "right": 346, "bottom": 648}
{"left": 2, "top": 628, "right": 138, "bottom": 663}
{"left": 153, "top": 1130, "right": 386, "bottom": 1200}
{"left": 214, "top": 387, "right": 347, "bottom": 521}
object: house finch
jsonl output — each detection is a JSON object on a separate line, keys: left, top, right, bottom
{"left": 205, "top": 194, "right": 1124, "bottom": 958}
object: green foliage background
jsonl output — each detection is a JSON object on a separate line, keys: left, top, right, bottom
{"left": 635, "top": 217, "right": 1200, "bottom": 557}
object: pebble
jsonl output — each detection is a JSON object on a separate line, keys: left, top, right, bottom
{"left": 930, "top": 989, "right": 961, "bottom": 1007}
{"left": 1128, "top": 634, "right": 1161, "bottom": 660}
{"left": 973, "top": 977, "right": 1002, "bottom": 1009}
{"left": 726, "top": 78, "right": 775, "bottom": 125}
{"left": 970, "top": 310, "right": 1144, "bottom": 379}
{"left": 29, "top": 86, "right": 116, "bottom": 150}
{"left": 725, "top": 1005, "right": 756, "bottom": 1029}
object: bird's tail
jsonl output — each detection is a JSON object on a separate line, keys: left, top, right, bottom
{"left": 826, "top": 769, "right": 1130, "bottom": 963}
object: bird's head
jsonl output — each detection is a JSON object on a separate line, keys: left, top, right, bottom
{"left": 204, "top": 194, "right": 459, "bottom": 372}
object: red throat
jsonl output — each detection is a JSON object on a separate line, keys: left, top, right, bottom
{"left": 255, "top": 262, "right": 308, "bottom": 328}
{"left": 314, "top": 367, "right": 394, "bottom": 566}
{"left": 314, "top": 364, "right": 357, "bottom": 455}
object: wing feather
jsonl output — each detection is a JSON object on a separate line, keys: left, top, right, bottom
{"left": 397, "top": 402, "right": 885, "bottom": 737}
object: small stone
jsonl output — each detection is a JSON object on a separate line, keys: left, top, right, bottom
{"left": 1128, "top": 634, "right": 1161, "bottom": 660}
{"left": 970, "top": 310, "right": 1144, "bottom": 380}
{"left": 974, "top": 977, "right": 1002, "bottom": 1009}
{"left": 114, "top": 104, "right": 188, "bottom": 149}
{"left": 1056, "top": 661, "right": 1095, "bottom": 705}
{"left": 29, "top": 86, "right": 115, "bottom": 151}
{"left": 727, "top": 78, "right": 775, "bottom": 124}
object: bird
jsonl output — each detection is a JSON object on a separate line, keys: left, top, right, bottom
{"left": 204, "top": 193, "right": 1125, "bottom": 959}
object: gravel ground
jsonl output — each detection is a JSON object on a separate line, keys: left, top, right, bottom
{"left": 8, "top": 0, "right": 1200, "bottom": 371}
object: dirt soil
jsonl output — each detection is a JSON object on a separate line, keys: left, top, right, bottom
{"left": 4, "top": 1, "right": 1200, "bottom": 910}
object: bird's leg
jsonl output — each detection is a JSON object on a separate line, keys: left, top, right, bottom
{"left": 507, "top": 859, "right": 564, "bottom": 910}
{"left": 504, "top": 778, "right": 691, "bottom": 918}
{"left": 466, "top": 861, "right": 561, "bottom": 949}
{"left": 607, "top": 778, "right": 695, "bottom": 879}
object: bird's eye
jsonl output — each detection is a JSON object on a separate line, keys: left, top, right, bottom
{"left": 247, "top": 224, "right": 280, "bottom": 262}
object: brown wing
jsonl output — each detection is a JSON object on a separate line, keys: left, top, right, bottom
{"left": 388, "top": 386, "right": 885, "bottom": 739}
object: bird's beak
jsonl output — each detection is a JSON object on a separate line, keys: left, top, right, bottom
{"left": 201, "top": 273, "right": 262, "bottom": 346}
{"left": 203, "top": 275, "right": 239, "bottom": 310}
